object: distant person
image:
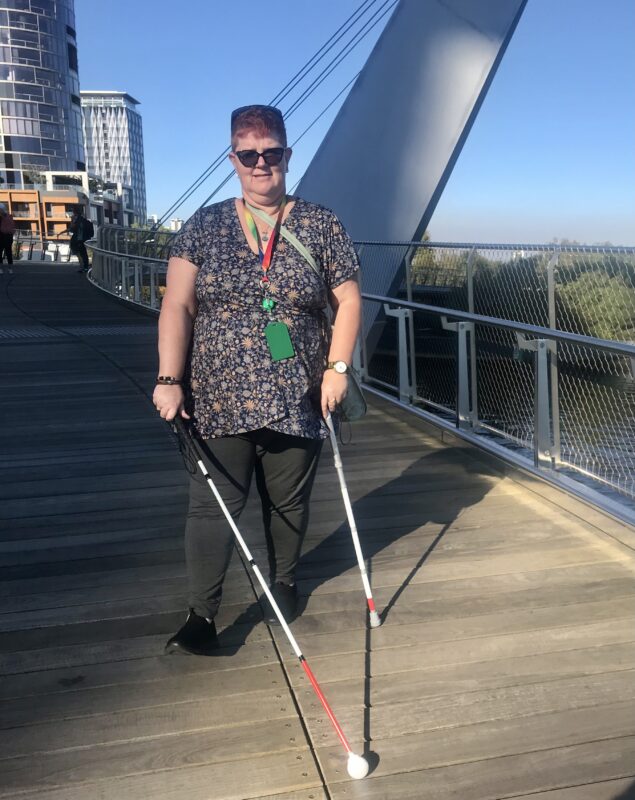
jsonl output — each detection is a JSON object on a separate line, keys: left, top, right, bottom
{"left": 61, "top": 206, "right": 94, "bottom": 273}
{"left": 0, "top": 203, "right": 16, "bottom": 272}
{"left": 155, "top": 104, "right": 361, "bottom": 655}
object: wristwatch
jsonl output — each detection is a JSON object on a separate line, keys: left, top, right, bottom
{"left": 327, "top": 360, "right": 349, "bottom": 374}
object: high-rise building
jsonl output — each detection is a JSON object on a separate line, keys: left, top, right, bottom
{"left": 0, "top": 0, "right": 84, "bottom": 189}
{"left": 81, "top": 90, "right": 146, "bottom": 225}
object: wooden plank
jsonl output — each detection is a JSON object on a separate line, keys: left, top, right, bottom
{"left": 282, "top": 619, "right": 635, "bottom": 686}
{"left": 317, "top": 701, "right": 635, "bottom": 785}
{"left": 0, "top": 735, "right": 323, "bottom": 800}
{"left": 328, "top": 737, "right": 635, "bottom": 799}
{"left": 0, "top": 681, "right": 305, "bottom": 758}
{"left": 0, "top": 635, "right": 277, "bottom": 677}
{"left": 294, "top": 642, "right": 635, "bottom": 712}
{"left": 0, "top": 717, "right": 315, "bottom": 796}
{"left": 510, "top": 779, "right": 635, "bottom": 799}
{"left": 299, "top": 670, "right": 635, "bottom": 748}
{"left": 251, "top": 791, "right": 328, "bottom": 800}
{"left": 1, "top": 660, "right": 288, "bottom": 728}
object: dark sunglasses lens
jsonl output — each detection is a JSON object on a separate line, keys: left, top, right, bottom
{"left": 262, "top": 148, "right": 284, "bottom": 165}
{"left": 236, "top": 150, "right": 259, "bottom": 167}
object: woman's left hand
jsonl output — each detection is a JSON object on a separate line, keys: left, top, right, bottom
{"left": 321, "top": 370, "right": 348, "bottom": 418}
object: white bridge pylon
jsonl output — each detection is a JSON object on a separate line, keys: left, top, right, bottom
{"left": 297, "top": 0, "right": 527, "bottom": 306}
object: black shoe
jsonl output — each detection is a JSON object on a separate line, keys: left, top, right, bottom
{"left": 165, "top": 610, "right": 219, "bottom": 655}
{"left": 262, "top": 583, "right": 298, "bottom": 625}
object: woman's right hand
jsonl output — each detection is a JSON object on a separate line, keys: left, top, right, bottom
{"left": 153, "top": 384, "right": 190, "bottom": 421}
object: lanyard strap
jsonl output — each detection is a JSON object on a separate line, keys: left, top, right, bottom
{"left": 243, "top": 197, "right": 286, "bottom": 272}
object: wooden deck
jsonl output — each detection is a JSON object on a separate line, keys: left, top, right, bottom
{"left": 1, "top": 262, "right": 634, "bottom": 800}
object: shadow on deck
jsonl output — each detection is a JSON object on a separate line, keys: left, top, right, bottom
{"left": 1, "top": 263, "right": 634, "bottom": 800}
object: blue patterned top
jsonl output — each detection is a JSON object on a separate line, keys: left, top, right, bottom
{"left": 169, "top": 197, "right": 360, "bottom": 439}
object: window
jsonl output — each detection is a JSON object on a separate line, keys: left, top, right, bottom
{"left": 3, "top": 118, "right": 40, "bottom": 136}
{"left": 7, "top": 11, "right": 37, "bottom": 31}
{"left": 9, "top": 30, "right": 38, "bottom": 47}
{"left": 13, "top": 46, "right": 40, "bottom": 66}
{"left": 5, "top": 1, "right": 31, "bottom": 12}
{"left": 66, "top": 25, "right": 76, "bottom": 38}
{"left": 39, "top": 121, "right": 59, "bottom": 138}
{"left": 31, "top": 0, "right": 55, "bottom": 16}
{"left": 70, "top": 93, "right": 80, "bottom": 106}
{"left": 67, "top": 43, "right": 77, "bottom": 72}
{"left": 14, "top": 83, "right": 42, "bottom": 101}
{"left": 4, "top": 135, "right": 41, "bottom": 153}
{"left": 11, "top": 66, "right": 35, "bottom": 83}
{"left": 35, "top": 68, "right": 57, "bottom": 87}
{"left": 41, "top": 139, "right": 62, "bottom": 155}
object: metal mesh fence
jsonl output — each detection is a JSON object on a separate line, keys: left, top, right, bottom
{"left": 357, "top": 241, "right": 635, "bottom": 500}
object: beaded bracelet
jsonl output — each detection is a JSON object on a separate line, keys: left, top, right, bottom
{"left": 156, "top": 376, "right": 182, "bottom": 385}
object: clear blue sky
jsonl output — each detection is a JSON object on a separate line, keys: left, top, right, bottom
{"left": 75, "top": 0, "right": 634, "bottom": 245}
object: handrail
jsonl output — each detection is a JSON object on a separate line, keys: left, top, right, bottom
{"left": 354, "top": 240, "right": 635, "bottom": 253}
{"left": 362, "top": 292, "right": 635, "bottom": 358}
{"left": 88, "top": 244, "right": 165, "bottom": 265}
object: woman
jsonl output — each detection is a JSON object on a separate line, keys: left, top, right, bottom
{"left": 155, "top": 105, "right": 361, "bottom": 656}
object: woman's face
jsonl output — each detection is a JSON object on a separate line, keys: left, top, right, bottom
{"left": 229, "top": 129, "right": 291, "bottom": 201}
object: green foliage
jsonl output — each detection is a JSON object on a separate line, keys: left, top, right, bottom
{"left": 557, "top": 271, "right": 635, "bottom": 340}
{"left": 405, "top": 245, "right": 635, "bottom": 341}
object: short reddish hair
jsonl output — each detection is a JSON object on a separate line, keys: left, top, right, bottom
{"left": 231, "top": 105, "right": 287, "bottom": 148}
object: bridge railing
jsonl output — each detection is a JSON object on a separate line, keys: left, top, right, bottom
{"left": 88, "top": 227, "right": 635, "bottom": 514}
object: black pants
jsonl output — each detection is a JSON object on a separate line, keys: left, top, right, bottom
{"left": 72, "top": 240, "right": 89, "bottom": 268}
{"left": 0, "top": 233, "right": 13, "bottom": 264}
{"left": 185, "top": 428, "right": 323, "bottom": 619}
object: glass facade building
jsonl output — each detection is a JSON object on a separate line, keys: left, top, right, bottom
{"left": 0, "top": 0, "right": 84, "bottom": 189}
{"left": 81, "top": 91, "right": 146, "bottom": 225}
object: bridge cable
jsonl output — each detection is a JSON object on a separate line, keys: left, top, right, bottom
{"left": 154, "top": 0, "right": 381, "bottom": 227}
{"left": 194, "top": 0, "right": 397, "bottom": 211}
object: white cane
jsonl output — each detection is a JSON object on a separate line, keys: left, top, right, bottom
{"left": 326, "top": 412, "right": 381, "bottom": 627}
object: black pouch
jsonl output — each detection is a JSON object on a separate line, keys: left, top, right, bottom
{"left": 340, "top": 366, "right": 367, "bottom": 421}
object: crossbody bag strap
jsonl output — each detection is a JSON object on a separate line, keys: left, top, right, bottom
{"left": 246, "top": 203, "right": 323, "bottom": 283}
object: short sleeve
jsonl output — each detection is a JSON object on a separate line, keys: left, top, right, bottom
{"left": 169, "top": 209, "right": 206, "bottom": 268}
{"left": 321, "top": 210, "right": 360, "bottom": 290}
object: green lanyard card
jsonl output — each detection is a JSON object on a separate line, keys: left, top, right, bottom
{"left": 265, "top": 321, "right": 295, "bottom": 361}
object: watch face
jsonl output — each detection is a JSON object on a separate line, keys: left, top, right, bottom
{"left": 334, "top": 361, "right": 347, "bottom": 374}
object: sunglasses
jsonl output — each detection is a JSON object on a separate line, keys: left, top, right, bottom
{"left": 231, "top": 104, "right": 284, "bottom": 124}
{"left": 233, "top": 147, "right": 286, "bottom": 168}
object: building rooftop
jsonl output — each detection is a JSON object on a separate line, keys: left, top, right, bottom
{"left": 80, "top": 90, "right": 140, "bottom": 105}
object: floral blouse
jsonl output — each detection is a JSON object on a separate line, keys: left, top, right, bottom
{"left": 169, "top": 197, "right": 360, "bottom": 439}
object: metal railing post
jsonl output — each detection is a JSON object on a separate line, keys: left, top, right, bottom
{"left": 517, "top": 333, "right": 556, "bottom": 468}
{"left": 405, "top": 245, "right": 418, "bottom": 401}
{"left": 442, "top": 317, "right": 475, "bottom": 429}
{"left": 150, "top": 265, "right": 157, "bottom": 310}
{"left": 356, "top": 245, "right": 369, "bottom": 381}
{"left": 121, "top": 257, "right": 127, "bottom": 298}
{"left": 384, "top": 304, "right": 414, "bottom": 403}
{"left": 547, "top": 251, "right": 561, "bottom": 462}
{"left": 466, "top": 247, "right": 479, "bottom": 426}
{"left": 534, "top": 339, "right": 553, "bottom": 468}
{"left": 133, "top": 260, "right": 141, "bottom": 302}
